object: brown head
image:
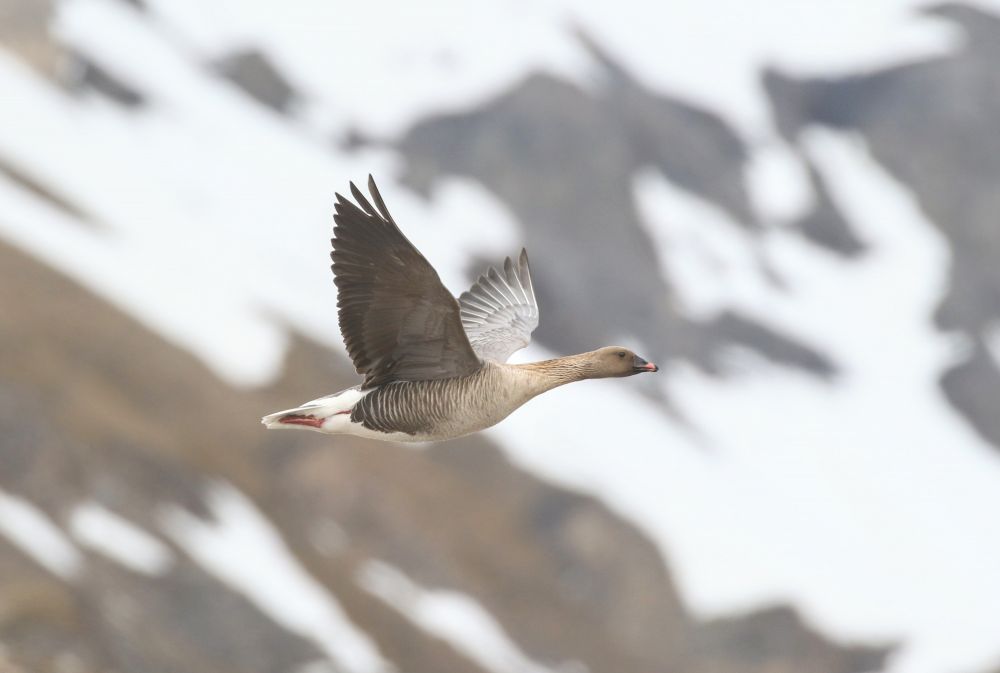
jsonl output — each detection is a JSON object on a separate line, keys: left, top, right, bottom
{"left": 584, "top": 346, "right": 659, "bottom": 378}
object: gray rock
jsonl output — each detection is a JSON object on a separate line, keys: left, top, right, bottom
{"left": 215, "top": 49, "right": 300, "bottom": 114}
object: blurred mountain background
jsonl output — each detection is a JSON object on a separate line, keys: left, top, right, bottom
{"left": 1, "top": 1, "right": 999, "bottom": 672}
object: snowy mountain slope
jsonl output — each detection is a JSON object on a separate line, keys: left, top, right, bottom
{"left": 0, "top": 235, "right": 880, "bottom": 673}
{"left": 357, "top": 559, "right": 561, "bottom": 673}
{"left": 1, "top": 1, "right": 999, "bottom": 673}
{"left": 766, "top": 2, "right": 1000, "bottom": 455}
{"left": 162, "top": 484, "right": 390, "bottom": 673}
{"left": 397, "top": 59, "right": 835, "bottom": 377}
{"left": 484, "top": 130, "right": 1000, "bottom": 673}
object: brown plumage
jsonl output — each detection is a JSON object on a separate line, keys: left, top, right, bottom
{"left": 331, "top": 179, "right": 480, "bottom": 388}
{"left": 262, "top": 176, "right": 658, "bottom": 442}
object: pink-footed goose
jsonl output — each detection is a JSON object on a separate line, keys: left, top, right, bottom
{"left": 261, "top": 176, "right": 658, "bottom": 442}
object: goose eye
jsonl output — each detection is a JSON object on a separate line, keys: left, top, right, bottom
{"left": 617, "top": 351, "right": 626, "bottom": 358}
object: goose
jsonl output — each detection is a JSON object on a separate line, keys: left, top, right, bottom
{"left": 262, "top": 176, "right": 658, "bottom": 442}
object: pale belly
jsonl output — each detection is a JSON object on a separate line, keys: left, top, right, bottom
{"left": 349, "top": 395, "right": 524, "bottom": 442}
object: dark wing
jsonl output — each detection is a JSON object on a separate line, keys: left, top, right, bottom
{"left": 458, "top": 249, "right": 539, "bottom": 363}
{"left": 331, "top": 176, "right": 482, "bottom": 389}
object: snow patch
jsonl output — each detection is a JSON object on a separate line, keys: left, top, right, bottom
{"left": 161, "top": 483, "right": 390, "bottom": 673}
{"left": 358, "top": 559, "right": 558, "bottom": 673}
{"left": 69, "top": 503, "right": 174, "bottom": 576}
{"left": 745, "top": 138, "right": 815, "bottom": 224}
{"left": 0, "top": 489, "right": 82, "bottom": 579}
{"left": 633, "top": 167, "right": 769, "bottom": 322}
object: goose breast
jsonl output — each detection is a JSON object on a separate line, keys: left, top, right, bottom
{"left": 350, "top": 363, "right": 535, "bottom": 441}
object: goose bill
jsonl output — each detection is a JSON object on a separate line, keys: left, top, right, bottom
{"left": 632, "top": 356, "right": 659, "bottom": 373}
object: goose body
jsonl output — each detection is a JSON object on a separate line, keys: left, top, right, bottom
{"left": 262, "top": 177, "right": 658, "bottom": 442}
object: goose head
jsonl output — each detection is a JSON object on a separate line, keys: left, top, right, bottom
{"left": 588, "top": 346, "right": 659, "bottom": 378}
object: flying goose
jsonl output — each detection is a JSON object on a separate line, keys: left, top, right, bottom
{"left": 262, "top": 176, "right": 658, "bottom": 442}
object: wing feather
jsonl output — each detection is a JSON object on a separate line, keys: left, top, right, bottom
{"left": 458, "top": 249, "right": 539, "bottom": 363}
{"left": 332, "top": 176, "right": 481, "bottom": 388}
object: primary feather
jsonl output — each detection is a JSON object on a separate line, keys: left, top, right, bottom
{"left": 331, "top": 175, "right": 481, "bottom": 389}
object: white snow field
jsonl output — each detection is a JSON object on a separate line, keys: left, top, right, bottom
{"left": 1, "top": 1, "right": 999, "bottom": 672}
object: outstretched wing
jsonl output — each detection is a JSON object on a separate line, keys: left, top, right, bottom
{"left": 331, "top": 176, "right": 482, "bottom": 389}
{"left": 458, "top": 249, "right": 539, "bottom": 363}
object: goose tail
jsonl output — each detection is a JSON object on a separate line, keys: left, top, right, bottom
{"left": 261, "top": 387, "right": 365, "bottom": 432}
{"left": 260, "top": 405, "right": 331, "bottom": 430}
